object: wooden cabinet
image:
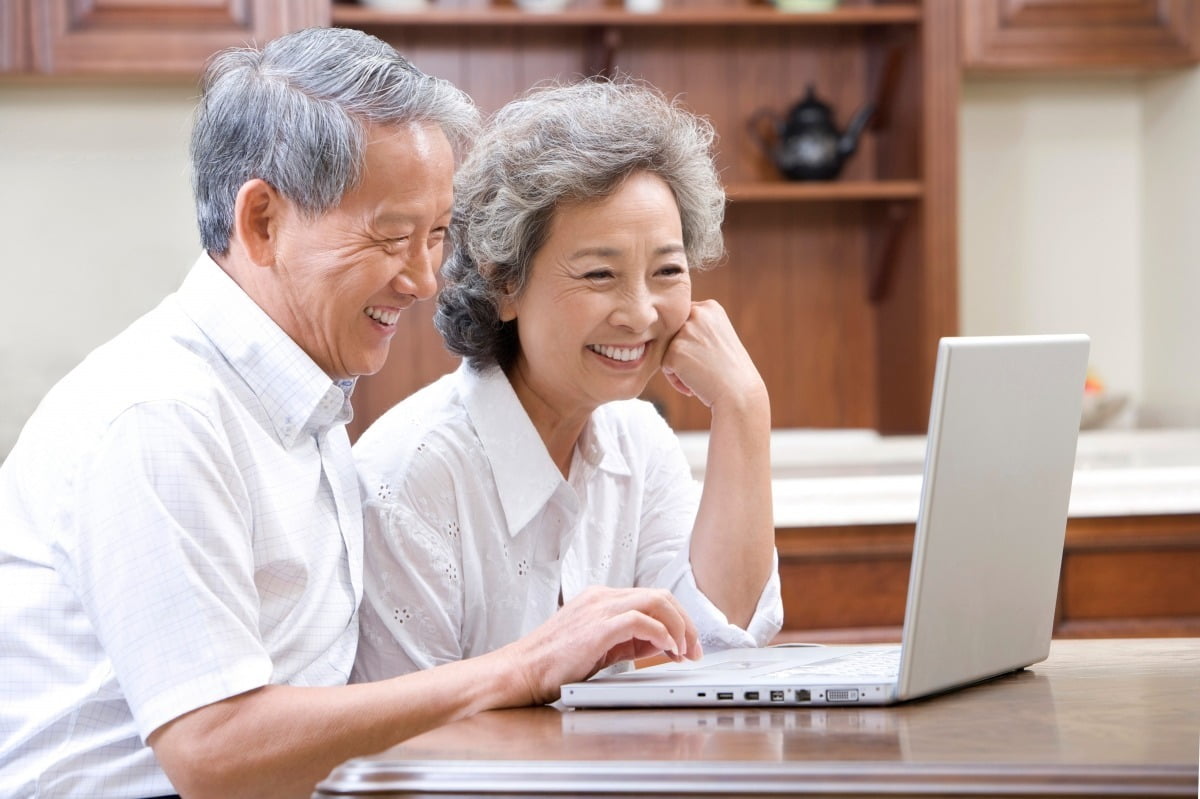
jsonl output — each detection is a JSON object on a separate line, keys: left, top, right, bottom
{"left": 0, "top": 0, "right": 327, "bottom": 76}
{"left": 774, "top": 514, "right": 1200, "bottom": 643}
{"left": 343, "top": 0, "right": 960, "bottom": 439}
{"left": 962, "top": 0, "right": 1200, "bottom": 71}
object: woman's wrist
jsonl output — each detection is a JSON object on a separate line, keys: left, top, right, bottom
{"left": 708, "top": 378, "right": 770, "bottom": 420}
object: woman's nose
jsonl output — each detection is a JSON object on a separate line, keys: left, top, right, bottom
{"left": 611, "top": 284, "right": 658, "bottom": 331}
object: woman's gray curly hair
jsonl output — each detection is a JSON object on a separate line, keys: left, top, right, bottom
{"left": 436, "top": 77, "right": 726, "bottom": 371}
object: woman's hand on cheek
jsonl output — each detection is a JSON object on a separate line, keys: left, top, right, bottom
{"left": 661, "top": 300, "right": 766, "bottom": 411}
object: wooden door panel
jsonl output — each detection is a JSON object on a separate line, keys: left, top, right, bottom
{"left": 962, "top": 0, "right": 1200, "bottom": 70}
{"left": 1063, "top": 549, "right": 1200, "bottom": 618}
{"left": 29, "top": 0, "right": 327, "bottom": 75}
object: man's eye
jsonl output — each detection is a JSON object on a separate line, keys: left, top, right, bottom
{"left": 583, "top": 270, "right": 613, "bottom": 280}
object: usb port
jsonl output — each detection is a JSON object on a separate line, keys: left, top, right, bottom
{"left": 717, "top": 691, "right": 734, "bottom": 700}
{"left": 744, "top": 691, "right": 759, "bottom": 701}
{"left": 770, "top": 690, "right": 784, "bottom": 702}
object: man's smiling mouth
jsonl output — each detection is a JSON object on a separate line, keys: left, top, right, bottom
{"left": 365, "top": 306, "right": 400, "bottom": 326}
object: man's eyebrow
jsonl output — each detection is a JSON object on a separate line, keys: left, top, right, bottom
{"left": 374, "top": 206, "right": 454, "bottom": 226}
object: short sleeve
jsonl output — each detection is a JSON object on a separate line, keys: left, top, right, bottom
{"left": 59, "top": 400, "right": 272, "bottom": 741}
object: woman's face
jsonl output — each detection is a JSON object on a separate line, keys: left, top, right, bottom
{"left": 502, "top": 170, "right": 693, "bottom": 426}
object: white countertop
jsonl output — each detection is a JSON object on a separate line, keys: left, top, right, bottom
{"left": 676, "top": 428, "right": 1200, "bottom": 527}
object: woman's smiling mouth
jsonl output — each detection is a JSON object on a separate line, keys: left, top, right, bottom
{"left": 587, "top": 343, "right": 647, "bottom": 363}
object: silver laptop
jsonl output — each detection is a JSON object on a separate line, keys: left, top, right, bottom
{"left": 562, "top": 334, "right": 1090, "bottom": 708}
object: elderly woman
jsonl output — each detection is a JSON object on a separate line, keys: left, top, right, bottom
{"left": 352, "top": 78, "right": 782, "bottom": 683}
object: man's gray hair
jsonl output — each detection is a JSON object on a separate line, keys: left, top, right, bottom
{"left": 191, "top": 26, "right": 479, "bottom": 256}
{"left": 436, "top": 77, "right": 726, "bottom": 372}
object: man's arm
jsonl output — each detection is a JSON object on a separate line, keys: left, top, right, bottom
{"left": 149, "top": 584, "right": 698, "bottom": 799}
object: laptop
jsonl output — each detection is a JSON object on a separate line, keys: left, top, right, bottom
{"left": 561, "top": 334, "right": 1090, "bottom": 708}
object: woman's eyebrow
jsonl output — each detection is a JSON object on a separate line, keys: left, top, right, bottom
{"left": 568, "top": 243, "right": 685, "bottom": 259}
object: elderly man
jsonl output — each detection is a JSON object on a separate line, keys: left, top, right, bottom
{"left": 0, "top": 27, "right": 699, "bottom": 799}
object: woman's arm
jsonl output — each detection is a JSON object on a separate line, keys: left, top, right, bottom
{"left": 660, "top": 299, "right": 775, "bottom": 628}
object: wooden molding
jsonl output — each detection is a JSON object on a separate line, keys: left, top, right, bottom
{"left": 962, "top": 0, "right": 1200, "bottom": 71}
{"left": 28, "top": 0, "right": 329, "bottom": 76}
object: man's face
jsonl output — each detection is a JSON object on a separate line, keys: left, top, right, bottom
{"left": 264, "top": 121, "right": 455, "bottom": 380}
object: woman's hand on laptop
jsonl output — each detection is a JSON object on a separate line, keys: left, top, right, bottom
{"left": 493, "top": 585, "right": 702, "bottom": 706}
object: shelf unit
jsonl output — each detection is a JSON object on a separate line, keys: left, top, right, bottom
{"left": 332, "top": 4, "right": 922, "bottom": 25}
{"left": 339, "top": 0, "right": 959, "bottom": 439}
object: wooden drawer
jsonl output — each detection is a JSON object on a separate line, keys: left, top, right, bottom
{"left": 774, "top": 514, "right": 1200, "bottom": 643}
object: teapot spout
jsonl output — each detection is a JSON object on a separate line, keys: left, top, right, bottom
{"left": 838, "top": 101, "right": 876, "bottom": 157}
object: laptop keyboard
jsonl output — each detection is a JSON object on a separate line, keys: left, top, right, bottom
{"left": 773, "top": 648, "right": 901, "bottom": 679}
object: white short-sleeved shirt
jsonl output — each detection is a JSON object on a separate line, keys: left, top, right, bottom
{"left": 351, "top": 363, "right": 782, "bottom": 683}
{"left": 0, "top": 254, "right": 363, "bottom": 798}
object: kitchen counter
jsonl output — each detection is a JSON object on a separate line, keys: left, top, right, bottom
{"left": 677, "top": 428, "right": 1200, "bottom": 528}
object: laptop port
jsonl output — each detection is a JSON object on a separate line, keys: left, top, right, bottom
{"left": 716, "top": 691, "right": 734, "bottom": 700}
{"left": 744, "top": 691, "right": 759, "bottom": 701}
{"left": 770, "top": 690, "right": 784, "bottom": 702}
{"left": 794, "top": 689, "right": 811, "bottom": 702}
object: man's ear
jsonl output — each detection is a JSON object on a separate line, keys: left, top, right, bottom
{"left": 233, "top": 179, "right": 281, "bottom": 267}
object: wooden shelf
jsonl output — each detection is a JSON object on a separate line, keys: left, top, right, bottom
{"left": 726, "top": 180, "right": 922, "bottom": 202}
{"left": 331, "top": 4, "right": 921, "bottom": 27}
{"left": 344, "top": 0, "right": 961, "bottom": 437}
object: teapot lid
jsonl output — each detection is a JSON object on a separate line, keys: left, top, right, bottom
{"left": 788, "top": 84, "right": 833, "bottom": 126}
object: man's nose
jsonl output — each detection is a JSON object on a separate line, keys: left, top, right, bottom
{"left": 393, "top": 243, "right": 439, "bottom": 301}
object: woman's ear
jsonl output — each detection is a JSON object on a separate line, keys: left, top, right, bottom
{"left": 486, "top": 263, "right": 519, "bottom": 322}
{"left": 498, "top": 292, "right": 518, "bottom": 323}
{"left": 233, "top": 179, "right": 281, "bottom": 267}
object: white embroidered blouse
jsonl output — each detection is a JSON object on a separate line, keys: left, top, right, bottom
{"left": 351, "top": 362, "right": 783, "bottom": 683}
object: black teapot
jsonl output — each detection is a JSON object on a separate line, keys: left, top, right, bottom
{"left": 748, "top": 85, "right": 874, "bottom": 181}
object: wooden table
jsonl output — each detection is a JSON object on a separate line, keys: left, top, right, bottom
{"left": 316, "top": 639, "right": 1200, "bottom": 797}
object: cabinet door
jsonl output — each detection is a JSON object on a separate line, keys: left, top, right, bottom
{"left": 962, "top": 0, "right": 1200, "bottom": 70}
{"left": 0, "top": 0, "right": 30, "bottom": 72}
{"left": 27, "top": 0, "right": 329, "bottom": 76}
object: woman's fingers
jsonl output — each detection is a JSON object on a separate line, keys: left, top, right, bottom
{"left": 661, "top": 300, "right": 763, "bottom": 410}
{"left": 505, "top": 586, "right": 702, "bottom": 704}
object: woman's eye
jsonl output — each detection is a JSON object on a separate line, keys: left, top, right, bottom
{"left": 583, "top": 270, "right": 613, "bottom": 281}
{"left": 657, "top": 264, "right": 686, "bottom": 277}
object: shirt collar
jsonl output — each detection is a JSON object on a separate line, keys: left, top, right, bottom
{"left": 460, "top": 362, "right": 631, "bottom": 535}
{"left": 574, "top": 410, "right": 634, "bottom": 479}
{"left": 175, "top": 253, "right": 356, "bottom": 446}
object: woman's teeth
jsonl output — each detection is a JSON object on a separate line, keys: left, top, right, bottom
{"left": 588, "top": 343, "right": 646, "bottom": 362}
{"left": 365, "top": 306, "right": 400, "bottom": 325}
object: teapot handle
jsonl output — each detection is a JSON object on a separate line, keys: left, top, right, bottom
{"left": 746, "top": 108, "right": 782, "bottom": 158}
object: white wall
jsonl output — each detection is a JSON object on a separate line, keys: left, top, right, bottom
{"left": 0, "top": 83, "right": 199, "bottom": 454}
{"left": 1142, "top": 68, "right": 1200, "bottom": 427}
{"left": 959, "top": 76, "right": 1143, "bottom": 423}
